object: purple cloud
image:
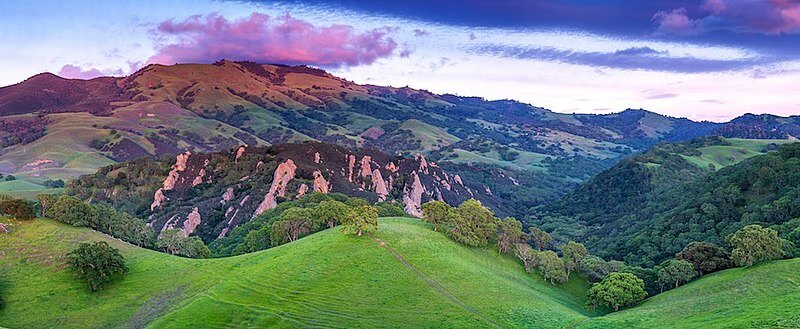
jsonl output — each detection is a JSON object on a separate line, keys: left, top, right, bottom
{"left": 654, "top": 0, "right": 800, "bottom": 35}
{"left": 413, "top": 29, "right": 429, "bottom": 37}
{"left": 57, "top": 65, "right": 121, "bottom": 79}
{"left": 148, "top": 13, "right": 399, "bottom": 67}
{"left": 475, "top": 45, "right": 758, "bottom": 73}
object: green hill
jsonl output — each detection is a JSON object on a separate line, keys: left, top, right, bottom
{"left": 0, "top": 217, "right": 594, "bottom": 328}
{"left": 578, "top": 258, "right": 800, "bottom": 328}
{"left": 3, "top": 217, "right": 799, "bottom": 328}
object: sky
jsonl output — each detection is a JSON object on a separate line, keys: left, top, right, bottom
{"left": 1, "top": 0, "right": 799, "bottom": 122}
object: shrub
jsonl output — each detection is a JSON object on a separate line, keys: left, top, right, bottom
{"left": 0, "top": 198, "right": 35, "bottom": 220}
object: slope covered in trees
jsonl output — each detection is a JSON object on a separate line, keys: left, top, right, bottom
{"left": 537, "top": 139, "right": 800, "bottom": 266}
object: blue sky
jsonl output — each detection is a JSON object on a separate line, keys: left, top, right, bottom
{"left": 1, "top": 0, "right": 799, "bottom": 121}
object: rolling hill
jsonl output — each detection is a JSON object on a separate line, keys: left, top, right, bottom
{"left": 0, "top": 217, "right": 594, "bottom": 328}
{"left": 3, "top": 217, "right": 798, "bottom": 328}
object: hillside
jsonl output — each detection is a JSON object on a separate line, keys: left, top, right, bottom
{"left": 578, "top": 259, "right": 800, "bottom": 328}
{"left": 537, "top": 139, "right": 799, "bottom": 266}
{"left": 67, "top": 142, "right": 506, "bottom": 243}
{"left": 0, "top": 217, "right": 594, "bottom": 328}
{"left": 3, "top": 217, "right": 799, "bottom": 328}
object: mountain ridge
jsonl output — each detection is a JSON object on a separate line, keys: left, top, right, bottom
{"left": 2, "top": 60, "right": 798, "bottom": 214}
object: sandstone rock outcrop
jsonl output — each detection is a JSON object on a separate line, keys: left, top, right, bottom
{"left": 182, "top": 207, "right": 202, "bottom": 237}
{"left": 253, "top": 159, "right": 297, "bottom": 217}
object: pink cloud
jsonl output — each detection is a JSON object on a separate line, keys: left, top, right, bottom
{"left": 652, "top": 8, "right": 702, "bottom": 35}
{"left": 653, "top": 0, "right": 800, "bottom": 35}
{"left": 147, "top": 13, "right": 399, "bottom": 67}
{"left": 57, "top": 65, "right": 122, "bottom": 79}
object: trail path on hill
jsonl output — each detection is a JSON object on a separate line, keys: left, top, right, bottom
{"left": 371, "top": 237, "right": 503, "bottom": 329}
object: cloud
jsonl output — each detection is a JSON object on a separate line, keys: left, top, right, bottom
{"left": 646, "top": 92, "right": 679, "bottom": 99}
{"left": 653, "top": 0, "right": 800, "bottom": 35}
{"left": 57, "top": 65, "right": 123, "bottom": 79}
{"left": 475, "top": 45, "right": 758, "bottom": 73}
{"left": 413, "top": 29, "right": 429, "bottom": 37}
{"left": 652, "top": 8, "right": 702, "bottom": 35}
{"left": 148, "top": 13, "right": 399, "bottom": 67}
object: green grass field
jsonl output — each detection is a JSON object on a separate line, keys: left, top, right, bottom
{"left": 578, "top": 258, "right": 800, "bottom": 328}
{"left": 1, "top": 217, "right": 798, "bottom": 328}
{"left": 0, "top": 218, "right": 593, "bottom": 328}
{"left": 680, "top": 138, "right": 792, "bottom": 170}
{"left": 0, "top": 179, "right": 61, "bottom": 199}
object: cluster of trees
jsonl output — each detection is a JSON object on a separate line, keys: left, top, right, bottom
{"left": 423, "top": 198, "right": 796, "bottom": 312}
{"left": 212, "top": 193, "right": 392, "bottom": 256}
{"left": 38, "top": 195, "right": 155, "bottom": 248}
{"left": 0, "top": 195, "right": 35, "bottom": 221}
{"left": 37, "top": 194, "right": 218, "bottom": 259}
{"left": 157, "top": 229, "right": 212, "bottom": 258}
{"left": 422, "top": 199, "right": 580, "bottom": 285}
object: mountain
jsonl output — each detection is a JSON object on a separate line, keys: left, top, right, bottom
{"left": 2, "top": 61, "right": 798, "bottom": 211}
{"left": 536, "top": 138, "right": 799, "bottom": 266}
{"left": 0, "top": 63, "right": 702, "bottom": 190}
{"left": 68, "top": 142, "right": 506, "bottom": 242}
{"left": 3, "top": 216, "right": 798, "bottom": 328}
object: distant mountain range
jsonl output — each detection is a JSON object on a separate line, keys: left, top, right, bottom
{"left": 1, "top": 60, "right": 798, "bottom": 213}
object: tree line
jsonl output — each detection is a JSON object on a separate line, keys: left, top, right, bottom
{"left": 421, "top": 198, "right": 796, "bottom": 312}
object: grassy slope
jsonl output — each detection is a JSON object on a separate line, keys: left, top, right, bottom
{"left": 580, "top": 259, "right": 800, "bottom": 328}
{"left": 0, "top": 179, "right": 61, "bottom": 199}
{"left": 680, "top": 138, "right": 791, "bottom": 170}
{"left": 0, "top": 218, "right": 592, "bottom": 328}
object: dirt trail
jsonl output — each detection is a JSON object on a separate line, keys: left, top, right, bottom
{"left": 371, "top": 237, "right": 503, "bottom": 329}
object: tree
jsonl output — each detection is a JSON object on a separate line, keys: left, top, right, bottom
{"left": 271, "top": 208, "right": 315, "bottom": 245}
{"left": 587, "top": 272, "right": 647, "bottom": 311}
{"left": 341, "top": 205, "right": 378, "bottom": 237}
{"left": 36, "top": 194, "right": 58, "bottom": 218}
{"left": 444, "top": 199, "right": 497, "bottom": 247}
{"left": 675, "top": 241, "right": 732, "bottom": 275}
{"left": 497, "top": 217, "right": 526, "bottom": 254}
{"left": 537, "top": 250, "right": 568, "bottom": 284}
{"left": 657, "top": 259, "right": 698, "bottom": 290}
{"left": 66, "top": 241, "right": 128, "bottom": 291}
{"left": 315, "top": 200, "right": 349, "bottom": 228}
{"left": 157, "top": 229, "right": 184, "bottom": 255}
{"left": 780, "top": 238, "right": 798, "bottom": 259}
{"left": 579, "top": 255, "right": 626, "bottom": 283}
{"left": 243, "top": 226, "right": 272, "bottom": 252}
{"left": 0, "top": 198, "right": 35, "bottom": 220}
{"left": 50, "top": 195, "right": 98, "bottom": 227}
{"left": 622, "top": 266, "right": 659, "bottom": 296}
{"left": 529, "top": 226, "right": 552, "bottom": 251}
{"left": 561, "top": 241, "right": 589, "bottom": 277}
{"left": 421, "top": 201, "right": 450, "bottom": 232}
{"left": 180, "top": 237, "right": 212, "bottom": 258}
{"left": 727, "top": 225, "right": 783, "bottom": 267}
{"left": 375, "top": 202, "right": 406, "bottom": 217}
{"left": 514, "top": 243, "right": 537, "bottom": 272}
